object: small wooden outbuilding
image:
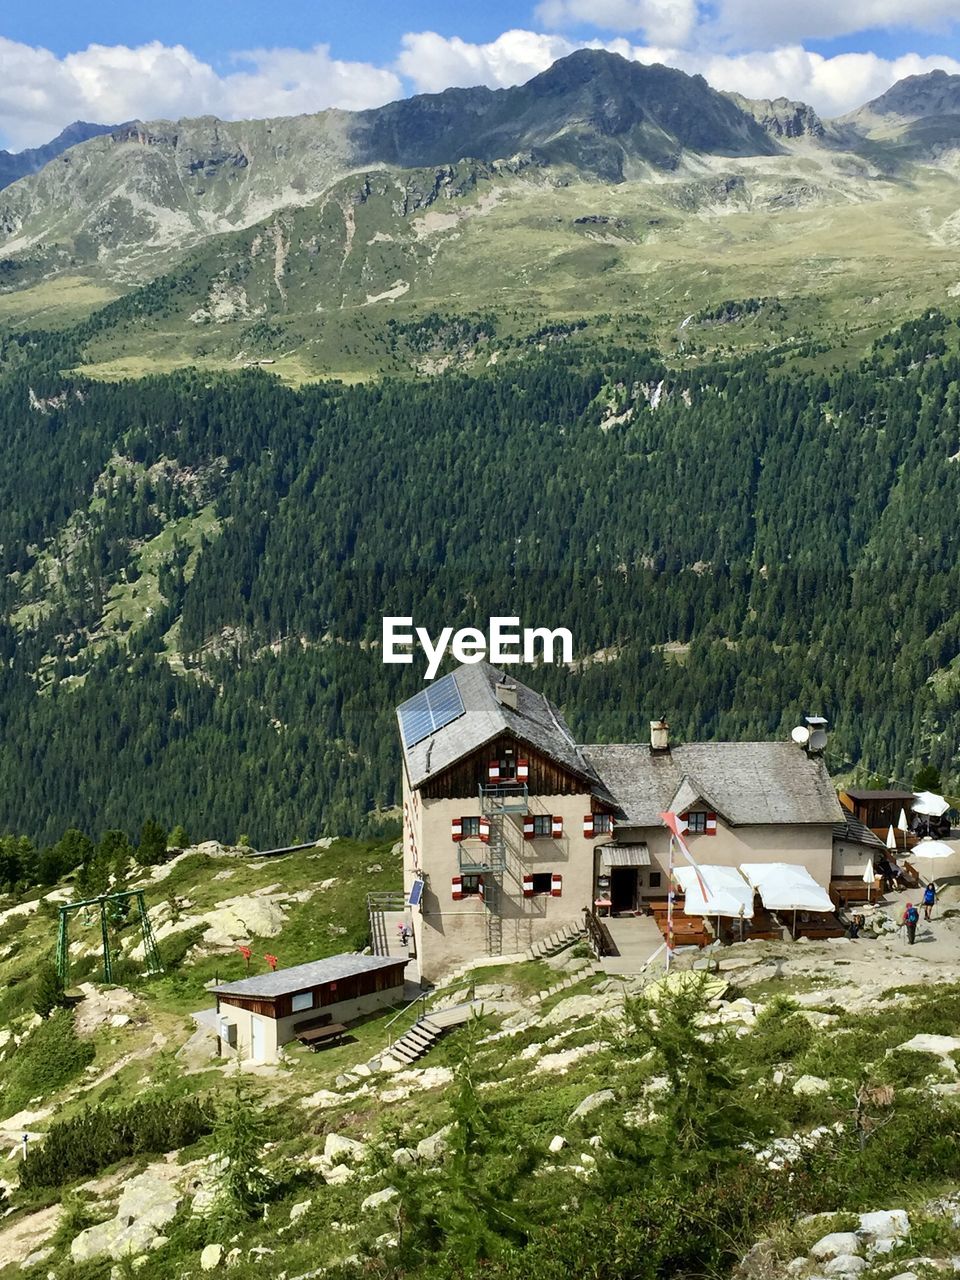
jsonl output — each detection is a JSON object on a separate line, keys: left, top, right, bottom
{"left": 212, "top": 953, "right": 406, "bottom": 1063}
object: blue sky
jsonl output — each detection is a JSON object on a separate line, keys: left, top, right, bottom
{"left": 1, "top": 1, "right": 959, "bottom": 149}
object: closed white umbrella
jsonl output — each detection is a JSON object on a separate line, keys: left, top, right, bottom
{"left": 886, "top": 824, "right": 897, "bottom": 851}
{"left": 912, "top": 791, "right": 950, "bottom": 818}
{"left": 897, "top": 807, "right": 909, "bottom": 833}
{"left": 862, "top": 859, "right": 875, "bottom": 903}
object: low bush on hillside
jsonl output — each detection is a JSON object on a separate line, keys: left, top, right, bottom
{"left": 19, "top": 1094, "right": 214, "bottom": 1189}
{"left": 1, "top": 1010, "right": 94, "bottom": 1112}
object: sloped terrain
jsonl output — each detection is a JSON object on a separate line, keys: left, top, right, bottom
{"left": 0, "top": 837, "right": 959, "bottom": 1277}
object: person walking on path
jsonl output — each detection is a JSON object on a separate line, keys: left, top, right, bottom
{"left": 923, "top": 882, "right": 937, "bottom": 922}
{"left": 902, "top": 901, "right": 920, "bottom": 944}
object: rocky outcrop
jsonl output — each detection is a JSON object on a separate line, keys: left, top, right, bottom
{"left": 70, "top": 1166, "right": 183, "bottom": 1263}
{"left": 727, "top": 93, "right": 826, "bottom": 140}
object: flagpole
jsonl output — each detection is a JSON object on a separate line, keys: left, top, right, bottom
{"left": 666, "top": 834, "right": 675, "bottom": 973}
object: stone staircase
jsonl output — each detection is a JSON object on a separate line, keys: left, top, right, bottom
{"left": 524, "top": 922, "right": 586, "bottom": 961}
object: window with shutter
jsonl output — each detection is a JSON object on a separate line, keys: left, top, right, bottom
{"left": 530, "top": 872, "right": 553, "bottom": 895}
{"left": 532, "top": 814, "right": 552, "bottom": 837}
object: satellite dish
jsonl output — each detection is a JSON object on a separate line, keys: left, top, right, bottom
{"left": 791, "top": 725, "right": 810, "bottom": 745}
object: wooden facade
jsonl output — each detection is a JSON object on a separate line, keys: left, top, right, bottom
{"left": 421, "top": 736, "right": 590, "bottom": 800}
{"left": 217, "top": 959, "right": 407, "bottom": 1020}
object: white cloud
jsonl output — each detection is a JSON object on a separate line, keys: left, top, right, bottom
{"left": 715, "top": 0, "right": 960, "bottom": 47}
{"left": 0, "top": 38, "right": 402, "bottom": 151}
{"left": 396, "top": 30, "right": 576, "bottom": 94}
{"left": 535, "top": 0, "right": 699, "bottom": 44}
{"left": 397, "top": 28, "right": 960, "bottom": 117}
{"left": 2, "top": 20, "right": 960, "bottom": 153}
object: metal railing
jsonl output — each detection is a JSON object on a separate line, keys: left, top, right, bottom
{"left": 479, "top": 782, "right": 529, "bottom": 813}
{"left": 384, "top": 992, "right": 429, "bottom": 1048}
{"left": 583, "top": 906, "right": 618, "bottom": 958}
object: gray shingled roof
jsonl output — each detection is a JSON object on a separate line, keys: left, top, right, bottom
{"left": 833, "top": 815, "right": 886, "bottom": 850}
{"left": 212, "top": 953, "right": 404, "bottom": 1000}
{"left": 583, "top": 741, "right": 843, "bottom": 827}
{"left": 399, "top": 662, "right": 596, "bottom": 789}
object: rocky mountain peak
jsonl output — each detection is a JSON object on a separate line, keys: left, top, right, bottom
{"left": 725, "top": 92, "right": 826, "bottom": 140}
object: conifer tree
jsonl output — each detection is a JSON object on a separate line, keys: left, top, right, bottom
{"left": 33, "top": 960, "right": 66, "bottom": 1019}
{"left": 211, "top": 1071, "right": 274, "bottom": 1238}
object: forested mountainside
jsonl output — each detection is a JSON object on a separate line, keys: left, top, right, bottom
{"left": 1, "top": 308, "right": 959, "bottom": 846}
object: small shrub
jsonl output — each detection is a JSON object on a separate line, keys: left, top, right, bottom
{"left": 158, "top": 924, "right": 206, "bottom": 971}
{"left": 2, "top": 1009, "right": 95, "bottom": 1112}
{"left": 19, "top": 1094, "right": 214, "bottom": 1189}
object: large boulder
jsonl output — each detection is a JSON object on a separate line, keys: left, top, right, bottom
{"left": 416, "top": 1125, "right": 454, "bottom": 1163}
{"left": 793, "top": 1075, "right": 832, "bottom": 1097}
{"left": 810, "top": 1233, "right": 862, "bottom": 1262}
{"left": 569, "top": 1090, "right": 616, "bottom": 1121}
{"left": 71, "top": 1167, "right": 183, "bottom": 1262}
{"left": 859, "top": 1210, "right": 909, "bottom": 1241}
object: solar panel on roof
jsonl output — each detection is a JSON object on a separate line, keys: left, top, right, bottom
{"left": 398, "top": 672, "right": 465, "bottom": 747}
{"left": 407, "top": 878, "right": 424, "bottom": 908}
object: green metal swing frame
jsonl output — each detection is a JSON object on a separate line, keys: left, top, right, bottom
{"left": 55, "top": 889, "right": 163, "bottom": 984}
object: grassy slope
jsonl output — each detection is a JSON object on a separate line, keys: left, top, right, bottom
{"left": 0, "top": 152, "right": 953, "bottom": 383}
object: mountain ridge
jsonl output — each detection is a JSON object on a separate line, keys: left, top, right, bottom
{"left": 0, "top": 120, "right": 115, "bottom": 190}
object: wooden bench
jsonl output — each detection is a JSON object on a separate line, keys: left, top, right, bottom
{"left": 291, "top": 1011, "right": 347, "bottom": 1051}
{"left": 296, "top": 1022, "right": 347, "bottom": 1050}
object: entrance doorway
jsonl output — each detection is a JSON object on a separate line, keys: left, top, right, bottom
{"left": 610, "top": 866, "right": 639, "bottom": 914}
{"left": 250, "top": 1015, "right": 266, "bottom": 1061}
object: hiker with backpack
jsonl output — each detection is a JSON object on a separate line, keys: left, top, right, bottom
{"left": 923, "top": 882, "right": 937, "bottom": 922}
{"left": 902, "top": 901, "right": 920, "bottom": 944}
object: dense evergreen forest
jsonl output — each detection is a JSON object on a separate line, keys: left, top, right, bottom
{"left": 1, "top": 310, "right": 959, "bottom": 846}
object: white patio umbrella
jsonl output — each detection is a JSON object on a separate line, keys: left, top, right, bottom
{"left": 912, "top": 791, "right": 950, "bottom": 818}
{"left": 885, "top": 824, "right": 897, "bottom": 851}
{"left": 862, "top": 859, "right": 875, "bottom": 903}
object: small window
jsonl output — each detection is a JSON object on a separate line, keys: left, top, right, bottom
{"left": 594, "top": 813, "right": 613, "bottom": 835}
{"left": 291, "top": 991, "right": 313, "bottom": 1013}
{"left": 532, "top": 814, "right": 553, "bottom": 837}
{"left": 649, "top": 872, "right": 662, "bottom": 888}
{"left": 530, "top": 872, "right": 553, "bottom": 895}
{"left": 462, "top": 874, "right": 483, "bottom": 896}
{"left": 685, "top": 812, "right": 708, "bottom": 834}
{"left": 461, "top": 816, "right": 481, "bottom": 838}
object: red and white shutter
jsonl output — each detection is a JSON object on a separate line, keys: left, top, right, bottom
{"left": 478, "top": 876, "right": 485, "bottom": 900}
{"left": 451, "top": 817, "right": 463, "bottom": 842}
{"left": 609, "top": 816, "right": 615, "bottom": 835}
{"left": 523, "top": 816, "right": 535, "bottom": 840}
{"left": 583, "top": 814, "right": 595, "bottom": 838}
{"left": 517, "top": 758, "right": 529, "bottom": 782}
{"left": 522, "top": 874, "right": 534, "bottom": 898}
{"left": 487, "top": 761, "right": 501, "bottom": 782}
{"left": 551, "top": 873, "right": 563, "bottom": 897}
{"left": 705, "top": 812, "right": 717, "bottom": 835}
{"left": 451, "top": 876, "right": 464, "bottom": 900}
{"left": 479, "top": 818, "right": 490, "bottom": 844}
{"left": 551, "top": 816, "right": 563, "bottom": 839}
